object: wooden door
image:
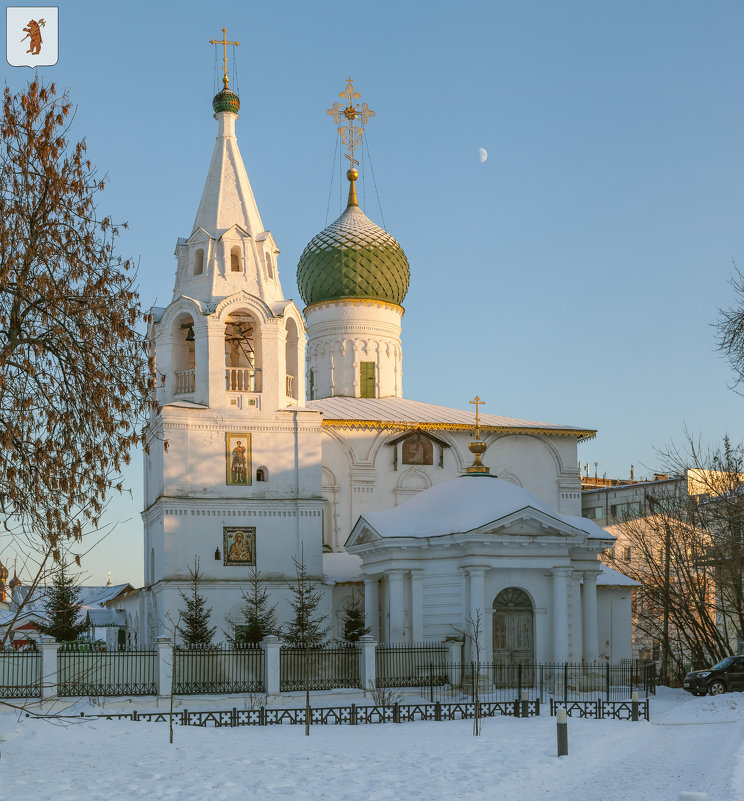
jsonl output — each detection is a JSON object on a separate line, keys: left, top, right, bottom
{"left": 492, "top": 588, "right": 534, "bottom": 669}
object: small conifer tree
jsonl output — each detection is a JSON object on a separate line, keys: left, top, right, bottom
{"left": 283, "top": 555, "right": 330, "bottom": 648}
{"left": 176, "top": 558, "right": 216, "bottom": 646}
{"left": 341, "top": 591, "right": 371, "bottom": 643}
{"left": 230, "top": 567, "right": 279, "bottom": 645}
{"left": 34, "top": 563, "right": 88, "bottom": 642}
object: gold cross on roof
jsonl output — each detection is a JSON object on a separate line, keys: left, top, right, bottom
{"left": 326, "top": 77, "right": 375, "bottom": 169}
{"left": 210, "top": 27, "right": 240, "bottom": 91}
{"left": 469, "top": 395, "right": 485, "bottom": 437}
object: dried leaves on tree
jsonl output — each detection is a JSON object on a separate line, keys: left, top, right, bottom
{"left": 0, "top": 80, "right": 153, "bottom": 586}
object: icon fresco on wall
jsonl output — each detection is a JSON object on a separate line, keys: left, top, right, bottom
{"left": 6, "top": 7, "right": 59, "bottom": 67}
{"left": 402, "top": 432, "right": 433, "bottom": 465}
{"left": 225, "top": 432, "right": 251, "bottom": 485}
{"left": 223, "top": 527, "right": 255, "bottom": 566}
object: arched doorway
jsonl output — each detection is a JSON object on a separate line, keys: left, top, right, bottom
{"left": 492, "top": 588, "right": 534, "bottom": 668}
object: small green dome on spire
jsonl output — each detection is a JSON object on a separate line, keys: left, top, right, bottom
{"left": 297, "top": 174, "right": 410, "bottom": 308}
{"left": 212, "top": 88, "right": 240, "bottom": 115}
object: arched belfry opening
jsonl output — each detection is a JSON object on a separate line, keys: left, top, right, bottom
{"left": 172, "top": 312, "right": 196, "bottom": 395}
{"left": 492, "top": 587, "right": 534, "bottom": 669}
{"left": 224, "top": 311, "right": 261, "bottom": 392}
{"left": 285, "top": 317, "right": 299, "bottom": 400}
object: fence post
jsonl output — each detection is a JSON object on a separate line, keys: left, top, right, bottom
{"left": 446, "top": 637, "right": 462, "bottom": 687}
{"left": 605, "top": 662, "right": 610, "bottom": 702}
{"left": 155, "top": 635, "right": 173, "bottom": 698}
{"left": 262, "top": 635, "right": 281, "bottom": 696}
{"left": 563, "top": 663, "right": 568, "bottom": 702}
{"left": 631, "top": 691, "right": 639, "bottom": 722}
{"left": 39, "top": 637, "right": 59, "bottom": 700}
{"left": 358, "top": 635, "right": 377, "bottom": 694}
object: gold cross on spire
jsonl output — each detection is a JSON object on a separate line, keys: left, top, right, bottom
{"left": 469, "top": 395, "right": 485, "bottom": 436}
{"left": 210, "top": 27, "right": 240, "bottom": 91}
{"left": 327, "top": 77, "right": 375, "bottom": 169}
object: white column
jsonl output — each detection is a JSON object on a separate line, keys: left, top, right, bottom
{"left": 582, "top": 571, "right": 600, "bottom": 663}
{"left": 155, "top": 635, "right": 173, "bottom": 698}
{"left": 552, "top": 567, "right": 571, "bottom": 663}
{"left": 410, "top": 570, "right": 424, "bottom": 642}
{"left": 363, "top": 574, "right": 379, "bottom": 640}
{"left": 262, "top": 635, "right": 281, "bottom": 695}
{"left": 467, "top": 567, "right": 487, "bottom": 663}
{"left": 359, "top": 635, "right": 377, "bottom": 692}
{"left": 39, "top": 637, "right": 59, "bottom": 701}
{"left": 387, "top": 570, "right": 405, "bottom": 643}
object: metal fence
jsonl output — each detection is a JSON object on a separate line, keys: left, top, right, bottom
{"left": 57, "top": 643, "right": 157, "bottom": 697}
{"left": 418, "top": 661, "right": 656, "bottom": 704}
{"left": 279, "top": 646, "right": 360, "bottom": 691}
{"left": 173, "top": 645, "right": 264, "bottom": 695}
{"left": 0, "top": 649, "right": 41, "bottom": 697}
{"left": 375, "top": 643, "right": 448, "bottom": 688}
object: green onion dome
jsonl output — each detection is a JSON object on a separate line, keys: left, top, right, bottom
{"left": 212, "top": 88, "right": 240, "bottom": 115}
{"left": 297, "top": 173, "right": 410, "bottom": 308}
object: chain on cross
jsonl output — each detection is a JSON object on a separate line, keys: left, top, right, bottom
{"left": 210, "top": 27, "right": 240, "bottom": 91}
{"left": 326, "top": 77, "right": 375, "bottom": 169}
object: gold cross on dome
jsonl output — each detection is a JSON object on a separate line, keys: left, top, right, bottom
{"left": 210, "top": 27, "right": 240, "bottom": 90}
{"left": 327, "top": 77, "right": 375, "bottom": 168}
{"left": 469, "top": 395, "right": 485, "bottom": 436}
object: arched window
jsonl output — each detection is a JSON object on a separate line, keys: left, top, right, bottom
{"left": 285, "top": 318, "right": 299, "bottom": 400}
{"left": 172, "top": 313, "right": 196, "bottom": 394}
{"left": 256, "top": 467, "right": 268, "bottom": 482}
{"left": 194, "top": 249, "right": 204, "bottom": 276}
{"left": 265, "top": 252, "right": 274, "bottom": 280}
{"left": 225, "top": 311, "right": 261, "bottom": 392}
{"left": 230, "top": 247, "right": 241, "bottom": 272}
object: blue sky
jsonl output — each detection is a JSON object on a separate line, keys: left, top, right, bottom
{"left": 4, "top": 1, "right": 744, "bottom": 585}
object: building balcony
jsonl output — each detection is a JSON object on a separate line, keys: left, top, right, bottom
{"left": 226, "top": 367, "right": 261, "bottom": 393}
{"left": 175, "top": 369, "right": 196, "bottom": 394}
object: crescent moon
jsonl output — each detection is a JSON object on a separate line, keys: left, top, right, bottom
{"left": 479, "top": 147, "right": 488, "bottom": 163}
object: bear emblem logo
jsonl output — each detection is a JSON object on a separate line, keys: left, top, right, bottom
{"left": 22, "top": 19, "right": 45, "bottom": 55}
{"left": 6, "top": 7, "right": 59, "bottom": 68}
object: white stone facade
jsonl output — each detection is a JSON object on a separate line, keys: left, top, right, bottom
{"left": 305, "top": 299, "right": 403, "bottom": 399}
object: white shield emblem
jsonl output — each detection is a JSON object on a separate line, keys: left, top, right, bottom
{"left": 6, "top": 7, "right": 58, "bottom": 67}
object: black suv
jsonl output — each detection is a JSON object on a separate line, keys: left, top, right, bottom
{"left": 683, "top": 655, "right": 744, "bottom": 696}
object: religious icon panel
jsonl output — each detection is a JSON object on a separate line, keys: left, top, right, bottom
{"left": 223, "top": 526, "right": 256, "bottom": 566}
{"left": 225, "top": 432, "right": 251, "bottom": 485}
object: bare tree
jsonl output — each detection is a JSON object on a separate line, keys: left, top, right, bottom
{"left": 606, "top": 434, "right": 744, "bottom": 681}
{"left": 717, "top": 263, "right": 744, "bottom": 391}
{"left": 0, "top": 79, "right": 153, "bottom": 647}
{"left": 452, "top": 610, "right": 483, "bottom": 735}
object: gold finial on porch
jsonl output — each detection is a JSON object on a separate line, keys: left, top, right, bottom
{"left": 466, "top": 395, "right": 489, "bottom": 474}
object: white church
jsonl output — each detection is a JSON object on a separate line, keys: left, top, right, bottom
{"left": 128, "top": 71, "right": 634, "bottom": 666}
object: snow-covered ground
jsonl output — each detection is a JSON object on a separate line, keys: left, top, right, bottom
{"left": 1, "top": 688, "right": 742, "bottom": 801}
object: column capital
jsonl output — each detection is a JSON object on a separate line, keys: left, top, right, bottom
{"left": 582, "top": 570, "right": 600, "bottom": 585}
{"left": 550, "top": 566, "right": 573, "bottom": 578}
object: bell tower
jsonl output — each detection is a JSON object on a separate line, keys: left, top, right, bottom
{"left": 140, "top": 30, "right": 326, "bottom": 646}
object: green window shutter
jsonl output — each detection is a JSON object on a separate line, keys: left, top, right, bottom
{"left": 360, "top": 361, "right": 375, "bottom": 398}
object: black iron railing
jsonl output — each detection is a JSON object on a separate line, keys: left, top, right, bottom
{"left": 0, "top": 648, "right": 41, "bottom": 697}
{"left": 422, "top": 661, "right": 656, "bottom": 704}
{"left": 279, "top": 646, "right": 360, "bottom": 691}
{"left": 173, "top": 645, "right": 264, "bottom": 695}
{"left": 57, "top": 643, "right": 157, "bottom": 696}
{"left": 375, "top": 643, "right": 448, "bottom": 688}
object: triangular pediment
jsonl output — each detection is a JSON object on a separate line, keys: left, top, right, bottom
{"left": 345, "top": 516, "right": 382, "bottom": 549}
{"left": 186, "top": 227, "right": 213, "bottom": 245}
{"left": 219, "top": 223, "right": 251, "bottom": 241}
{"left": 468, "top": 506, "right": 584, "bottom": 538}
{"left": 387, "top": 427, "right": 450, "bottom": 449}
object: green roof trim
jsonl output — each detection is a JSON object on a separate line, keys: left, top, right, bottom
{"left": 296, "top": 204, "right": 410, "bottom": 307}
{"left": 212, "top": 89, "right": 240, "bottom": 115}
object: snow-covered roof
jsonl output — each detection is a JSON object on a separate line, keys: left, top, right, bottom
{"left": 596, "top": 564, "right": 638, "bottom": 587}
{"left": 323, "top": 552, "right": 363, "bottom": 583}
{"left": 12, "top": 583, "right": 133, "bottom": 614}
{"left": 86, "top": 609, "right": 127, "bottom": 627}
{"left": 305, "top": 397, "right": 595, "bottom": 440}
{"left": 352, "top": 475, "right": 613, "bottom": 542}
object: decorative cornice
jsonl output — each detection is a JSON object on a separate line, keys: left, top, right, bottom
{"left": 319, "top": 418, "right": 595, "bottom": 440}
{"left": 305, "top": 298, "right": 404, "bottom": 315}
